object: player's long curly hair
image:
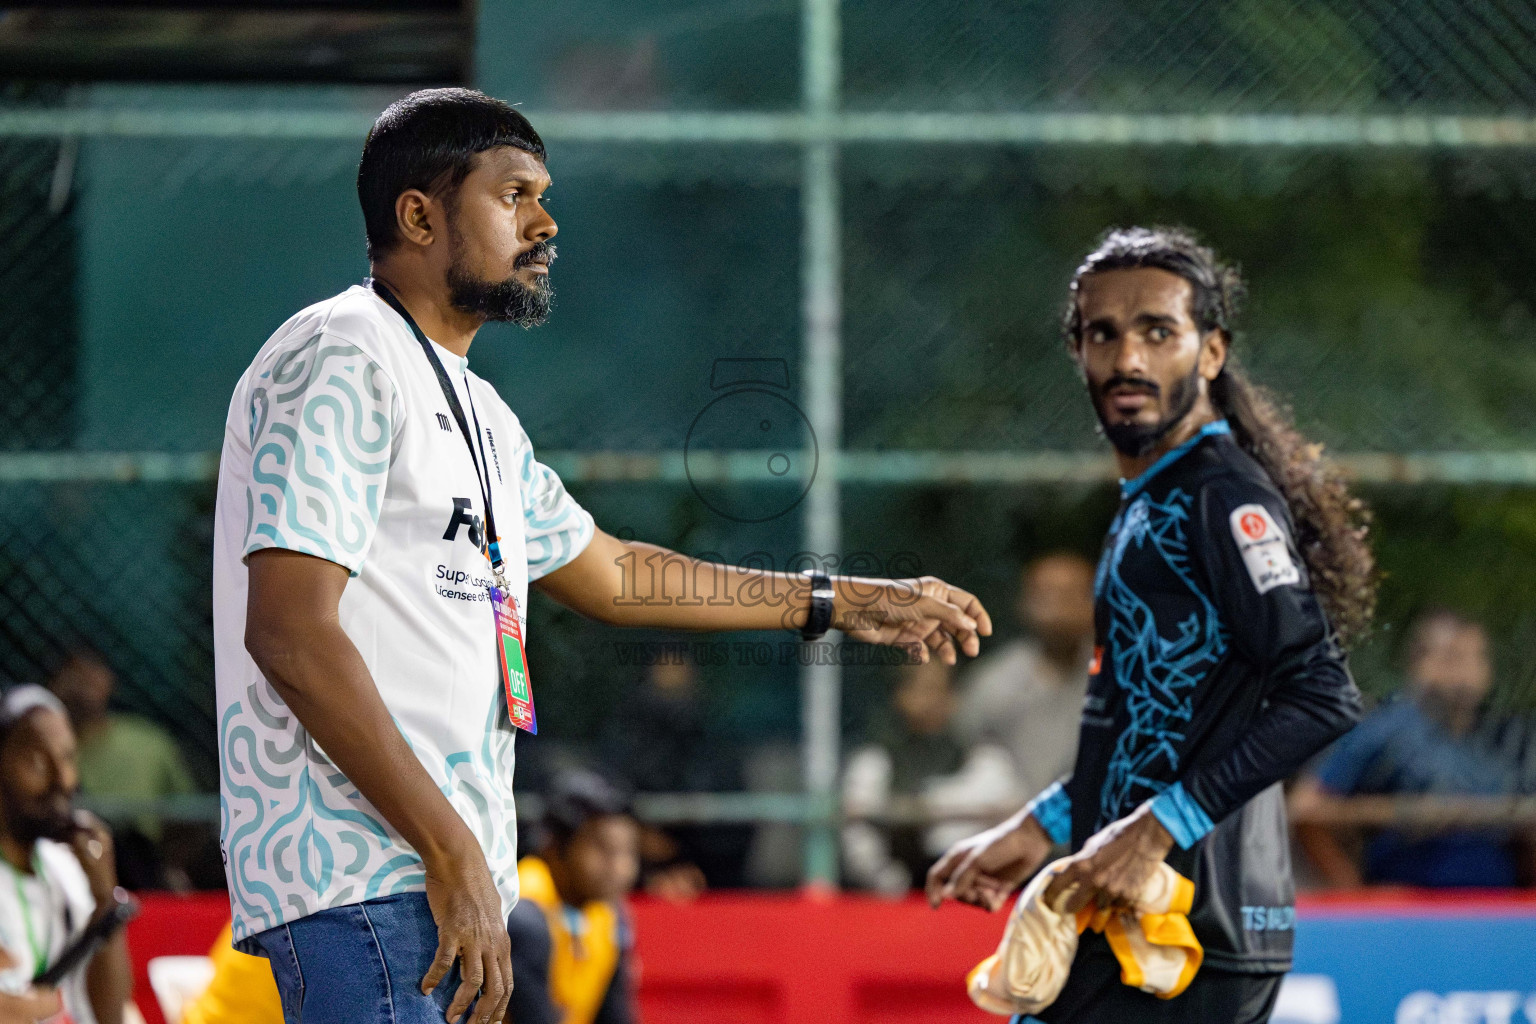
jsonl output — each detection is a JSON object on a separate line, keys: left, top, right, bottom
{"left": 1064, "top": 226, "right": 1377, "bottom": 646}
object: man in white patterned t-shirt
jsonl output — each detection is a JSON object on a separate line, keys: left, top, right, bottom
{"left": 213, "top": 87, "right": 994, "bottom": 1024}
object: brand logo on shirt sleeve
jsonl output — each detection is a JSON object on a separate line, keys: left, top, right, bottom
{"left": 1228, "top": 503, "right": 1300, "bottom": 594}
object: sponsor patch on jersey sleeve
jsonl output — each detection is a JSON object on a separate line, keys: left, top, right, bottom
{"left": 1228, "top": 503, "right": 1301, "bottom": 593}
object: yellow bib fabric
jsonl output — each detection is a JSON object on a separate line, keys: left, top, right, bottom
{"left": 179, "top": 923, "right": 283, "bottom": 1024}
{"left": 516, "top": 857, "right": 622, "bottom": 1024}
{"left": 967, "top": 858, "right": 1203, "bottom": 1016}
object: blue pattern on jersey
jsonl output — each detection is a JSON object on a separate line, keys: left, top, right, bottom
{"left": 1095, "top": 486, "right": 1229, "bottom": 828}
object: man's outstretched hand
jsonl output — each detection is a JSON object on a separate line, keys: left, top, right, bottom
{"left": 533, "top": 534, "right": 991, "bottom": 660}
{"left": 835, "top": 576, "right": 992, "bottom": 665}
{"left": 925, "top": 811, "right": 1053, "bottom": 912}
{"left": 1041, "top": 803, "right": 1174, "bottom": 915}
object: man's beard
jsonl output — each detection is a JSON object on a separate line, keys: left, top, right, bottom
{"left": 1091, "top": 364, "right": 1202, "bottom": 458}
{"left": 446, "top": 238, "right": 556, "bottom": 328}
{"left": 0, "top": 791, "right": 74, "bottom": 847}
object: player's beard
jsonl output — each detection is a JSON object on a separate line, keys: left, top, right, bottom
{"left": 1091, "top": 363, "right": 1202, "bottom": 458}
{"left": 446, "top": 234, "right": 556, "bottom": 328}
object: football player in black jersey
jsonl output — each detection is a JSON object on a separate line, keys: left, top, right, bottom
{"left": 927, "top": 227, "right": 1377, "bottom": 1023}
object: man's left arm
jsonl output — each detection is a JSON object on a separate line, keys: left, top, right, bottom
{"left": 513, "top": 432, "right": 989, "bottom": 661}
{"left": 1046, "top": 482, "right": 1362, "bottom": 912}
{"left": 1149, "top": 483, "right": 1362, "bottom": 844}
{"left": 535, "top": 531, "right": 991, "bottom": 663}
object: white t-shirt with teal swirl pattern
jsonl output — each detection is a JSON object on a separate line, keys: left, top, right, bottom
{"left": 212, "top": 284, "right": 594, "bottom": 942}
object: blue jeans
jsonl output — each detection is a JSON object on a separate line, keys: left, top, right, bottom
{"left": 242, "top": 892, "right": 466, "bottom": 1024}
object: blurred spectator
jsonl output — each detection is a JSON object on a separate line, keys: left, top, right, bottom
{"left": 842, "top": 658, "right": 1021, "bottom": 895}
{"left": 48, "top": 652, "right": 195, "bottom": 815}
{"left": 599, "top": 655, "right": 747, "bottom": 892}
{"left": 48, "top": 652, "right": 198, "bottom": 889}
{"left": 1293, "top": 610, "right": 1525, "bottom": 887}
{"left": 508, "top": 771, "right": 639, "bottom": 1024}
{"left": 0, "top": 685, "right": 133, "bottom": 1024}
{"left": 954, "top": 552, "right": 1095, "bottom": 798}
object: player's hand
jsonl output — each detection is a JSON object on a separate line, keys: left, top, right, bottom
{"left": 421, "top": 842, "right": 512, "bottom": 1024}
{"left": 1042, "top": 803, "right": 1174, "bottom": 915}
{"left": 67, "top": 809, "right": 118, "bottom": 907}
{"left": 926, "top": 812, "right": 1052, "bottom": 912}
{"left": 834, "top": 576, "right": 992, "bottom": 665}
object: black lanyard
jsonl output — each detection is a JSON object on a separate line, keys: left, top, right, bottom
{"left": 370, "top": 279, "right": 506, "bottom": 584}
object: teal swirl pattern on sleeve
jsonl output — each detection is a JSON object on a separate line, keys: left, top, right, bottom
{"left": 516, "top": 423, "right": 595, "bottom": 581}
{"left": 244, "top": 335, "right": 398, "bottom": 575}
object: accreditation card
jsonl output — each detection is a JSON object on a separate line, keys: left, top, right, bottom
{"left": 490, "top": 585, "right": 537, "bottom": 734}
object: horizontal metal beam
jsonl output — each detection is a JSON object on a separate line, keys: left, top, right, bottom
{"left": 0, "top": 451, "right": 220, "bottom": 483}
{"left": 76, "top": 791, "right": 1536, "bottom": 830}
{"left": 6, "top": 107, "right": 1536, "bottom": 148}
{"left": 1291, "top": 795, "right": 1536, "bottom": 830}
{"left": 75, "top": 791, "right": 835, "bottom": 828}
{"left": 11, "top": 449, "right": 1536, "bottom": 485}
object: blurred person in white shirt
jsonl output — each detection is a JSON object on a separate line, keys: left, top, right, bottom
{"left": 843, "top": 659, "right": 1021, "bottom": 895}
{"left": 0, "top": 686, "right": 132, "bottom": 1024}
{"left": 954, "top": 553, "right": 1096, "bottom": 800}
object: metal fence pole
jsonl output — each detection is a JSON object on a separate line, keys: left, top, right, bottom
{"left": 799, "top": 0, "right": 843, "bottom": 889}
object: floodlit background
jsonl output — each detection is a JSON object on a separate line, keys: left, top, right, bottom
{"left": 4, "top": 3, "right": 1536, "bottom": 1020}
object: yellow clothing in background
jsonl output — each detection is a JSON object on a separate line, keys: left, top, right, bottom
{"left": 515, "top": 856, "right": 624, "bottom": 1024}
{"left": 180, "top": 923, "right": 282, "bottom": 1024}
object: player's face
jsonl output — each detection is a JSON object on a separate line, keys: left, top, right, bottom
{"left": 0, "top": 709, "right": 79, "bottom": 846}
{"left": 1074, "top": 267, "right": 1226, "bottom": 458}
{"left": 444, "top": 146, "right": 558, "bottom": 327}
{"left": 563, "top": 815, "right": 641, "bottom": 904}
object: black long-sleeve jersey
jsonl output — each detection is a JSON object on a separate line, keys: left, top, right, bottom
{"left": 1028, "top": 420, "right": 1361, "bottom": 972}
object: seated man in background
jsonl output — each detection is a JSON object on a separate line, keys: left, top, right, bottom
{"left": 843, "top": 658, "right": 1021, "bottom": 895}
{"left": 954, "top": 552, "right": 1095, "bottom": 801}
{"left": 47, "top": 652, "right": 197, "bottom": 889}
{"left": 599, "top": 654, "right": 744, "bottom": 894}
{"left": 0, "top": 685, "right": 132, "bottom": 1024}
{"left": 1293, "top": 609, "right": 1524, "bottom": 887}
{"left": 508, "top": 772, "right": 639, "bottom": 1024}
{"left": 47, "top": 653, "right": 195, "bottom": 805}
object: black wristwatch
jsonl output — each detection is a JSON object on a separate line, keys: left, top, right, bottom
{"left": 800, "top": 571, "right": 835, "bottom": 641}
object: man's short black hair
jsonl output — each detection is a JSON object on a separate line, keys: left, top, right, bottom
{"left": 357, "top": 87, "right": 546, "bottom": 260}
{"left": 542, "top": 771, "right": 632, "bottom": 849}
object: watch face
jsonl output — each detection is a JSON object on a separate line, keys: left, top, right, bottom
{"left": 686, "top": 386, "right": 818, "bottom": 523}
